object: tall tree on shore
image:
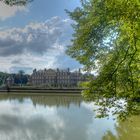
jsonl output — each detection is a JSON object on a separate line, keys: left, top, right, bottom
{"left": 18, "top": 70, "right": 25, "bottom": 86}
{"left": 67, "top": 0, "right": 140, "bottom": 119}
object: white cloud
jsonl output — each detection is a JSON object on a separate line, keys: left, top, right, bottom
{"left": 0, "top": 2, "right": 27, "bottom": 20}
{"left": 0, "top": 17, "right": 82, "bottom": 73}
{"left": 0, "top": 16, "right": 71, "bottom": 56}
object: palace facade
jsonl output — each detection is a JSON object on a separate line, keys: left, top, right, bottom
{"left": 29, "top": 68, "right": 87, "bottom": 87}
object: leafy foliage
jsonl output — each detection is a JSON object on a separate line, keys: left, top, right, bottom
{"left": 0, "top": 72, "right": 9, "bottom": 86}
{"left": 0, "top": 0, "right": 33, "bottom": 6}
{"left": 67, "top": 0, "right": 140, "bottom": 119}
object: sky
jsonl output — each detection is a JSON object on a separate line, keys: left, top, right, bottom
{"left": 0, "top": 0, "right": 82, "bottom": 74}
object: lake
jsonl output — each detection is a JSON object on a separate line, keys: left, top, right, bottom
{"left": 0, "top": 94, "right": 139, "bottom": 140}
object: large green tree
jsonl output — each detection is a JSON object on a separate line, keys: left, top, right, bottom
{"left": 67, "top": 0, "right": 140, "bottom": 119}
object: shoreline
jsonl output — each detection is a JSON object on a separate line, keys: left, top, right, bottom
{"left": 0, "top": 92, "right": 82, "bottom": 96}
{"left": 0, "top": 88, "right": 83, "bottom": 95}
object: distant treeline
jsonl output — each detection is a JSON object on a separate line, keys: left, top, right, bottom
{"left": 12, "top": 74, "right": 29, "bottom": 85}
{"left": 0, "top": 71, "right": 29, "bottom": 86}
{"left": 0, "top": 72, "right": 9, "bottom": 85}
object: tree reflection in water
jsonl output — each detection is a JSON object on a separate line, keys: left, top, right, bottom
{"left": 102, "top": 116, "right": 140, "bottom": 140}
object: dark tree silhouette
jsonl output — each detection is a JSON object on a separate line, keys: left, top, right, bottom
{"left": 18, "top": 70, "right": 25, "bottom": 86}
{"left": 0, "top": 0, "right": 33, "bottom": 6}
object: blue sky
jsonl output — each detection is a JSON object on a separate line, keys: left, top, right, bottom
{"left": 0, "top": 0, "right": 82, "bottom": 73}
{"left": 0, "top": 0, "right": 81, "bottom": 28}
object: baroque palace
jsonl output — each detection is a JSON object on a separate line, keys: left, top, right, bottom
{"left": 29, "top": 68, "right": 87, "bottom": 87}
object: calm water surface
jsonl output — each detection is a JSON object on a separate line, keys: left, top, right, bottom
{"left": 0, "top": 94, "right": 139, "bottom": 140}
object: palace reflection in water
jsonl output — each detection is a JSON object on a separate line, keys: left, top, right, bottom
{"left": 0, "top": 94, "right": 139, "bottom": 140}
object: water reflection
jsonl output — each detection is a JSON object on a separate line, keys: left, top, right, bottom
{"left": 102, "top": 116, "right": 140, "bottom": 140}
{"left": 0, "top": 94, "right": 139, "bottom": 140}
{"left": 0, "top": 95, "right": 82, "bottom": 108}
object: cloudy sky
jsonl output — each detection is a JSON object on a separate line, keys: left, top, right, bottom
{"left": 0, "top": 0, "right": 82, "bottom": 74}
